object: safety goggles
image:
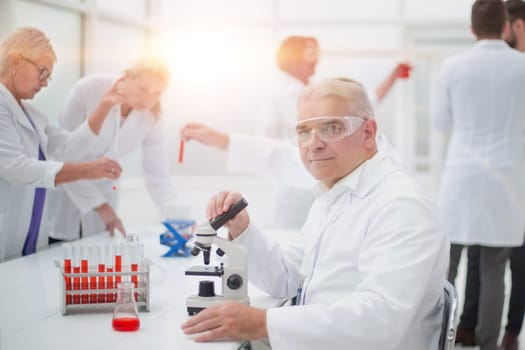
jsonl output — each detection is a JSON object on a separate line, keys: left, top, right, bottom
{"left": 290, "top": 116, "right": 367, "bottom": 146}
{"left": 21, "top": 55, "right": 52, "bottom": 82}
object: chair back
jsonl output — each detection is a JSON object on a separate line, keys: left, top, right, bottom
{"left": 439, "top": 280, "right": 459, "bottom": 350}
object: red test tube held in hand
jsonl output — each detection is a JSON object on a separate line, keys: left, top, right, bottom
{"left": 63, "top": 244, "right": 72, "bottom": 305}
{"left": 398, "top": 63, "right": 411, "bottom": 79}
{"left": 178, "top": 139, "right": 184, "bottom": 163}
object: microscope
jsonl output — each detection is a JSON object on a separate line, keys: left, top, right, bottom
{"left": 185, "top": 197, "right": 250, "bottom": 315}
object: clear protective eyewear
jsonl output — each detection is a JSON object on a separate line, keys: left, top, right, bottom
{"left": 290, "top": 116, "right": 367, "bottom": 146}
{"left": 21, "top": 55, "right": 52, "bottom": 82}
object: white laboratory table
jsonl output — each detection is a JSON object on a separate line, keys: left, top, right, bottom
{"left": 0, "top": 226, "right": 288, "bottom": 350}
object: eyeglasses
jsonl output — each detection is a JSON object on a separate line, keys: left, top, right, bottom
{"left": 290, "top": 116, "right": 367, "bottom": 146}
{"left": 21, "top": 56, "right": 52, "bottom": 82}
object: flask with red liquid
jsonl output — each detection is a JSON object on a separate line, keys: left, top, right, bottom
{"left": 112, "top": 282, "right": 140, "bottom": 332}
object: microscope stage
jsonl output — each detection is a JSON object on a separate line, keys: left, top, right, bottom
{"left": 185, "top": 265, "right": 224, "bottom": 277}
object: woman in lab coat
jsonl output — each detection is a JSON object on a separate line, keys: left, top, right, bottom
{"left": 45, "top": 55, "right": 177, "bottom": 241}
{"left": 0, "top": 27, "right": 122, "bottom": 261}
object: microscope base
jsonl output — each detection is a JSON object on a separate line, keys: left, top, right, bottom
{"left": 186, "top": 295, "right": 250, "bottom": 315}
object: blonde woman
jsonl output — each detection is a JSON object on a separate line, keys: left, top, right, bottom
{"left": 46, "top": 56, "right": 177, "bottom": 241}
{"left": 0, "top": 27, "right": 122, "bottom": 261}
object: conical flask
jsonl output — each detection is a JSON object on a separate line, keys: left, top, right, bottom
{"left": 112, "top": 282, "right": 140, "bottom": 331}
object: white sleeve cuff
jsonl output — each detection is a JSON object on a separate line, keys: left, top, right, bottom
{"left": 46, "top": 161, "right": 64, "bottom": 189}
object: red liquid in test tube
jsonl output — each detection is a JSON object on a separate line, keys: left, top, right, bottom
{"left": 81, "top": 246, "right": 89, "bottom": 304}
{"left": 106, "top": 245, "right": 114, "bottom": 303}
{"left": 398, "top": 63, "right": 411, "bottom": 79}
{"left": 138, "top": 243, "right": 144, "bottom": 301}
{"left": 115, "top": 245, "right": 122, "bottom": 287}
{"left": 178, "top": 139, "right": 184, "bottom": 163}
{"left": 98, "top": 262, "right": 106, "bottom": 303}
{"left": 88, "top": 246, "right": 97, "bottom": 303}
{"left": 97, "top": 245, "right": 106, "bottom": 303}
{"left": 107, "top": 267, "right": 114, "bottom": 303}
{"left": 63, "top": 244, "right": 72, "bottom": 305}
{"left": 131, "top": 263, "right": 138, "bottom": 301}
{"left": 129, "top": 243, "right": 139, "bottom": 301}
{"left": 72, "top": 246, "right": 80, "bottom": 304}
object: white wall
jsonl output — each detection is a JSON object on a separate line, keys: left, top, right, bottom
{"left": 152, "top": 0, "right": 474, "bottom": 190}
{"left": 0, "top": 0, "right": 477, "bottom": 226}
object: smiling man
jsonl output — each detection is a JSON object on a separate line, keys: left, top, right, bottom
{"left": 181, "top": 78, "right": 449, "bottom": 350}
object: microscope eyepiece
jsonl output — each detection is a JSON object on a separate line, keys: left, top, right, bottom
{"left": 210, "top": 197, "right": 248, "bottom": 230}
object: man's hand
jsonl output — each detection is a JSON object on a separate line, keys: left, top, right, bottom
{"left": 207, "top": 191, "right": 250, "bottom": 239}
{"left": 95, "top": 203, "right": 126, "bottom": 237}
{"left": 54, "top": 158, "right": 122, "bottom": 186}
{"left": 180, "top": 123, "right": 229, "bottom": 150}
{"left": 181, "top": 301, "right": 268, "bottom": 342}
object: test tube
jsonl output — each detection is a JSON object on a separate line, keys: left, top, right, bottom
{"left": 178, "top": 139, "right": 185, "bottom": 163}
{"left": 81, "top": 246, "right": 89, "bottom": 304}
{"left": 115, "top": 244, "right": 122, "bottom": 287}
{"left": 129, "top": 244, "right": 139, "bottom": 301}
{"left": 137, "top": 243, "right": 144, "bottom": 301}
{"left": 88, "top": 246, "right": 98, "bottom": 303}
{"left": 106, "top": 245, "right": 114, "bottom": 303}
{"left": 72, "top": 245, "right": 80, "bottom": 305}
{"left": 97, "top": 244, "right": 106, "bottom": 303}
{"left": 63, "top": 244, "right": 72, "bottom": 305}
{"left": 126, "top": 233, "right": 139, "bottom": 244}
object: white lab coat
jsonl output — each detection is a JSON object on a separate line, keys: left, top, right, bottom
{"left": 236, "top": 154, "right": 449, "bottom": 350}
{"left": 431, "top": 40, "right": 525, "bottom": 247}
{"left": 255, "top": 71, "right": 305, "bottom": 139}
{"left": 251, "top": 71, "right": 314, "bottom": 228}
{"left": 44, "top": 75, "right": 177, "bottom": 240}
{"left": 0, "top": 83, "right": 98, "bottom": 261}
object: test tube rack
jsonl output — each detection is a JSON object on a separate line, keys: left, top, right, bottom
{"left": 54, "top": 259, "right": 152, "bottom": 316}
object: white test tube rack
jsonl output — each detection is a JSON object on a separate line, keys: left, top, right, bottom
{"left": 54, "top": 258, "right": 152, "bottom": 316}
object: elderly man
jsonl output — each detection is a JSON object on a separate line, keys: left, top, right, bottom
{"left": 181, "top": 78, "right": 449, "bottom": 350}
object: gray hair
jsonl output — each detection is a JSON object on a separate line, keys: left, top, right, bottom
{"left": 0, "top": 27, "right": 56, "bottom": 76}
{"left": 298, "top": 78, "right": 375, "bottom": 119}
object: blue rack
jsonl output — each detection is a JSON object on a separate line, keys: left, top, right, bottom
{"left": 159, "top": 219, "right": 195, "bottom": 257}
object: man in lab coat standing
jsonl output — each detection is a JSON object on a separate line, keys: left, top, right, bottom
{"left": 500, "top": 4, "right": 525, "bottom": 349}
{"left": 452, "top": 1, "right": 525, "bottom": 349}
{"left": 182, "top": 78, "right": 449, "bottom": 350}
{"left": 431, "top": 1, "right": 525, "bottom": 349}
{"left": 253, "top": 36, "right": 319, "bottom": 228}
